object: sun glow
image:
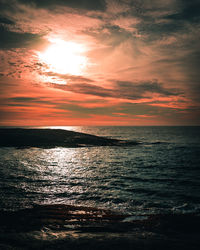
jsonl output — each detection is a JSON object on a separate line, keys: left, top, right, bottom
{"left": 39, "top": 39, "right": 87, "bottom": 75}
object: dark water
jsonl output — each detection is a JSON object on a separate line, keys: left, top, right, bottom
{"left": 0, "top": 126, "right": 200, "bottom": 215}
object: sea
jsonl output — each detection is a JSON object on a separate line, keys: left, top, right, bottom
{"left": 0, "top": 126, "right": 200, "bottom": 216}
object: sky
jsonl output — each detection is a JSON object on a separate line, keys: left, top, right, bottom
{"left": 0, "top": 0, "right": 200, "bottom": 126}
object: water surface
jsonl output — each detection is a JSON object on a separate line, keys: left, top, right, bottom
{"left": 0, "top": 126, "right": 200, "bottom": 215}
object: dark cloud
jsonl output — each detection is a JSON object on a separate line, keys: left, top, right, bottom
{"left": 9, "top": 97, "right": 39, "bottom": 102}
{"left": 137, "top": 21, "right": 183, "bottom": 39}
{"left": 182, "top": 51, "right": 200, "bottom": 78}
{"left": 0, "top": 25, "right": 45, "bottom": 49}
{"left": 0, "top": 16, "right": 15, "bottom": 25}
{"left": 17, "top": 0, "right": 106, "bottom": 11}
{"left": 125, "top": 0, "right": 200, "bottom": 41}
{"left": 50, "top": 80, "right": 181, "bottom": 100}
{"left": 45, "top": 72, "right": 94, "bottom": 83}
{"left": 0, "top": 1, "right": 16, "bottom": 14}
{"left": 84, "top": 24, "right": 132, "bottom": 48}
{"left": 7, "top": 97, "right": 54, "bottom": 105}
{"left": 166, "top": 0, "right": 200, "bottom": 23}
{"left": 115, "top": 80, "right": 181, "bottom": 97}
{"left": 54, "top": 83, "right": 113, "bottom": 98}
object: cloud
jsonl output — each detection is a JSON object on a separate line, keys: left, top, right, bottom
{"left": 112, "top": 16, "right": 140, "bottom": 32}
{"left": 2, "top": 95, "right": 70, "bottom": 108}
{"left": 0, "top": 25, "right": 46, "bottom": 49}
{"left": 44, "top": 72, "right": 94, "bottom": 83}
{"left": 114, "top": 80, "right": 180, "bottom": 97}
{"left": 0, "top": 0, "right": 199, "bottom": 125}
{"left": 165, "top": 0, "right": 200, "bottom": 23}
{"left": 48, "top": 78, "right": 181, "bottom": 101}
{"left": 0, "top": 16, "right": 15, "bottom": 25}
{"left": 7, "top": 97, "right": 52, "bottom": 104}
{"left": 9, "top": 97, "right": 39, "bottom": 102}
{"left": 109, "top": 0, "right": 197, "bottom": 42}
{"left": 51, "top": 82, "right": 113, "bottom": 98}
{"left": 17, "top": 0, "right": 106, "bottom": 11}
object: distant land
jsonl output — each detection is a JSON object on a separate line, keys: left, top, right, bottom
{"left": 0, "top": 128, "right": 138, "bottom": 148}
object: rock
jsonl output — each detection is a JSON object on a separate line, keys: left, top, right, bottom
{"left": 0, "top": 128, "right": 138, "bottom": 148}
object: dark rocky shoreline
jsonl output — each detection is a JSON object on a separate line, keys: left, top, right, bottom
{"left": 0, "top": 204, "right": 200, "bottom": 249}
{"left": 0, "top": 128, "right": 138, "bottom": 148}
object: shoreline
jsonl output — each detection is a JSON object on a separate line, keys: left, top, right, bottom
{"left": 0, "top": 128, "right": 138, "bottom": 148}
{"left": 0, "top": 204, "right": 200, "bottom": 249}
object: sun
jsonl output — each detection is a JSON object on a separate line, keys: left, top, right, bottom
{"left": 38, "top": 38, "right": 87, "bottom": 75}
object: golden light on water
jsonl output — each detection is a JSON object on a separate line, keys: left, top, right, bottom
{"left": 38, "top": 38, "right": 87, "bottom": 75}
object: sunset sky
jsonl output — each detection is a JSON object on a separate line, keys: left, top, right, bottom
{"left": 0, "top": 0, "right": 200, "bottom": 126}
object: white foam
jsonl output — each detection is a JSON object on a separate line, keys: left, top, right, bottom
{"left": 122, "top": 215, "right": 148, "bottom": 222}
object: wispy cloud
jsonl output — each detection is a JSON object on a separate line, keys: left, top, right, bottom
{"left": 48, "top": 78, "right": 181, "bottom": 101}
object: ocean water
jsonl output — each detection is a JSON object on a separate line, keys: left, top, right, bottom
{"left": 0, "top": 126, "right": 200, "bottom": 215}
